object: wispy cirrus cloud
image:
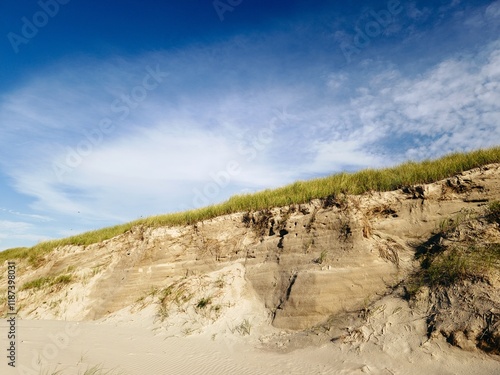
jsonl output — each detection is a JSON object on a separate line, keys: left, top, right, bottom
{"left": 0, "top": 219, "right": 51, "bottom": 249}
{"left": 0, "top": 207, "right": 52, "bottom": 222}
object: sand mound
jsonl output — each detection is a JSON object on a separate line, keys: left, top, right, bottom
{"left": 1, "top": 164, "right": 500, "bottom": 373}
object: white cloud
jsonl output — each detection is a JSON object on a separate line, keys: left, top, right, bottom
{"left": 327, "top": 73, "right": 348, "bottom": 90}
{"left": 0, "top": 220, "right": 32, "bottom": 232}
{"left": 351, "top": 42, "right": 499, "bottom": 156}
{"left": 406, "top": 2, "right": 432, "bottom": 20}
{"left": 5, "top": 39, "right": 499, "bottom": 222}
{"left": 0, "top": 207, "right": 52, "bottom": 222}
{"left": 308, "top": 40, "right": 500, "bottom": 171}
{"left": 0, "top": 210, "right": 54, "bottom": 250}
{"left": 0, "top": 12, "right": 499, "bottom": 246}
{"left": 0, "top": 220, "right": 48, "bottom": 250}
{"left": 0, "top": 48, "right": 305, "bottom": 221}
{"left": 307, "top": 140, "right": 386, "bottom": 174}
{"left": 486, "top": 1, "right": 500, "bottom": 18}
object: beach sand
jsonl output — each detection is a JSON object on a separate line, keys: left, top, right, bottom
{"left": 1, "top": 297, "right": 498, "bottom": 375}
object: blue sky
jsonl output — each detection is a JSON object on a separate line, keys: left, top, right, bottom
{"left": 1, "top": 0, "right": 499, "bottom": 251}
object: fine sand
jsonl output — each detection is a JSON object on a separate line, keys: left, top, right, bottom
{"left": 1, "top": 295, "right": 499, "bottom": 375}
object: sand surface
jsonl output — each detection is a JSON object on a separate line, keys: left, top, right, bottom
{"left": 1, "top": 312, "right": 499, "bottom": 375}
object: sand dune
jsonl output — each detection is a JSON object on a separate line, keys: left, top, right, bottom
{"left": 2, "top": 164, "right": 500, "bottom": 374}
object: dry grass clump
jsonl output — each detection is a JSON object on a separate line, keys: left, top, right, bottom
{"left": 42, "top": 363, "right": 124, "bottom": 375}
{"left": 487, "top": 200, "right": 500, "bottom": 224}
{"left": 231, "top": 319, "right": 252, "bottom": 336}
{"left": 155, "top": 280, "right": 194, "bottom": 321}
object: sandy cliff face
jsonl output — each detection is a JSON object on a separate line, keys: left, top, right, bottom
{"left": 1, "top": 164, "right": 499, "bottom": 347}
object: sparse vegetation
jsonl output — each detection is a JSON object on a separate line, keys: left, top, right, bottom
{"left": 302, "top": 238, "right": 314, "bottom": 253}
{"left": 21, "top": 276, "right": 52, "bottom": 291}
{"left": 53, "top": 274, "right": 73, "bottom": 285}
{"left": 314, "top": 250, "right": 328, "bottom": 264}
{"left": 407, "top": 206, "right": 500, "bottom": 296}
{"left": 305, "top": 208, "right": 317, "bottom": 233}
{"left": 437, "top": 209, "right": 474, "bottom": 234}
{"left": 21, "top": 274, "right": 73, "bottom": 291}
{"left": 155, "top": 280, "right": 194, "bottom": 320}
{"left": 41, "top": 363, "right": 123, "bottom": 375}
{"left": 378, "top": 241, "right": 401, "bottom": 267}
{"left": 215, "top": 275, "right": 225, "bottom": 289}
{"left": 91, "top": 265, "right": 104, "bottom": 277}
{"left": 40, "top": 369, "right": 63, "bottom": 375}
{"left": 134, "top": 288, "right": 153, "bottom": 309}
{"left": 81, "top": 364, "right": 123, "bottom": 375}
{"left": 196, "top": 296, "right": 212, "bottom": 309}
{"left": 425, "top": 248, "right": 472, "bottom": 286}
{"left": 232, "top": 319, "right": 252, "bottom": 336}
{"left": 149, "top": 272, "right": 231, "bottom": 322}
{"left": 1, "top": 147, "right": 500, "bottom": 264}
{"left": 487, "top": 200, "right": 500, "bottom": 224}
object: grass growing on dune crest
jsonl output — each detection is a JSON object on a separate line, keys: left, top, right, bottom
{"left": 1, "top": 146, "right": 500, "bottom": 265}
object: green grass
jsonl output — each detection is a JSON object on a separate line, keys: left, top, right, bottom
{"left": 425, "top": 244, "right": 500, "bottom": 286}
{"left": 406, "top": 244, "right": 500, "bottom": 297}
{"left": 21, "top": 274, "right": 73, "bottom": 291}
{"left": 407, "top": 217, "right": 500, "bottom": 297}
{"left": 196, "top": 296, "right": 212, "bottom": 309}
{"left": 437, "top": 209, "right": 474, "bottom": 235}
{"left": 2, "top": 146, "right": 500, "bottom": 265}
{"left": 425, "top": 248, "right": 471, "bottom": 286}
{"left": 154, "top": 280, "right": 195, "bottom": 320}
{"left": 314, "top": 249, "right": 328, "bottom": 264}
